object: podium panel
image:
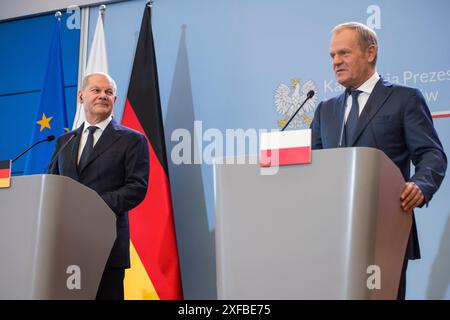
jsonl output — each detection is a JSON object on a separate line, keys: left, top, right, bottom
{"left": 214, "top": 147, "right": 412, "bottom": 299}
{"left": 0, "top": 174, "right": 115, "bottom": 299}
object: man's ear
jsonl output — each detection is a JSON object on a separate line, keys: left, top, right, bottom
{"left": 367, "top": 44, "right": 377, "bottom": 64}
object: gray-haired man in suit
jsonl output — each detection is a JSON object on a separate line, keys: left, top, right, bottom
{"left": 49, "top": 72, "right": 149, "bottom": 299}
{"left": 311, "top": 22, "right": 446, "bottom": 299}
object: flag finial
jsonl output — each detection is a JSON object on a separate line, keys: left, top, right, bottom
{"left": 55, "top": 11, "right": 62, "bottom": 20}
{"left": 99, "top": 4, "right": 106, "bottom": 15}
{"left": 147, "top": 0, "right": 154, "bottom": 8}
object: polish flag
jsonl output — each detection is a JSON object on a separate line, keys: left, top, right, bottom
{"left": 260, "top": 129, "right": 311, "bottom": 167}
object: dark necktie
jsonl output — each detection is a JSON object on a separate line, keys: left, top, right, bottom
{"left": 345, "top": 90, "right": 361, "bottom": 146}
{"left": 78, "top": 126, "right": 98, "bottom": 171}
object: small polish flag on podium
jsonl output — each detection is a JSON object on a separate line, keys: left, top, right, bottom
{"left": 259, "top": 129, "right": 312, "bottom": 167}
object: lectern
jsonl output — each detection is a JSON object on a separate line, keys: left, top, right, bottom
{"left": 214, "top": 147, "right": 412, "bottom": 299}
{"left": 0, "top": 174, "right": 115, "bottom": 299}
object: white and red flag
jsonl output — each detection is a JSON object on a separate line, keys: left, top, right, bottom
{"left": 260, "top": 129, "right": 311, "bottom": 167}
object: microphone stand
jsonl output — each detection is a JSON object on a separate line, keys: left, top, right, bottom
{"left": 281, "top": 91, "right": 315, "bottom": 131}
{"left": 12, "top": 135, "right": 55, "bottom": 163}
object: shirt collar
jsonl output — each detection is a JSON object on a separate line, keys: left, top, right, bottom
{"left": 356, "top": 71, "right": 380, "bottom": 95}
{"left": 83, "top": 115, "right": 112, "bottom": 133}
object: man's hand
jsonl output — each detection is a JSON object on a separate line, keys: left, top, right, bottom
{"left": 400, "top": 182, "right": 425, "bottom": 212}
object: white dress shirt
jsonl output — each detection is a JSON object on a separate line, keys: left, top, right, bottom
{"left": 77, "top": 116, "right": 113, "bottom": 165}
{"left": 344, "top": 71, "right": 380, "bottom": 122}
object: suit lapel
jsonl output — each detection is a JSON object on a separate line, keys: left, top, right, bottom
{"left": 78, "top": 119, "right": 122, "bottom": 174}
{"left": 349, "top": 78, "right": 394, "bottom": 146}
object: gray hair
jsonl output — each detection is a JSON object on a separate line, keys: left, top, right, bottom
{"left": 332, "top": 22, "right": 378, "bottom": 65}
{"left": 81, "top": 72, "right": 117, "bottom": 93}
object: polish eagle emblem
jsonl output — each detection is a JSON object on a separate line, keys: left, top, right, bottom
{"left": 275, "top": 78, "right": 318, "bottom": 129}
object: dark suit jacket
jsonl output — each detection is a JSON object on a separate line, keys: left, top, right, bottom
{"left": 49, "top": 118, "right": 149, "bottom": 268}
{"left": 311, "top": 78, "right": 447, "bottom": 259}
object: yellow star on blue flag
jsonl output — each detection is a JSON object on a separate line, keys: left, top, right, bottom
{"left": 36, "top": 113, "right": 53, "bottom": 131}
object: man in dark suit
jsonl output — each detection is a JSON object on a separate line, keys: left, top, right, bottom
{"left": 48, "top": 72, "right": 149, "bottom": 300}
{"left": 311, "top": 22, "right": 447, "bottom": 299}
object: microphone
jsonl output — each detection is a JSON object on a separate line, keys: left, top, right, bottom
{"left": 12, "top": 135, "right": 55, "bottom": 163}
{"left": 46, "top": 132, "right": 78, "bottom": 173}
{"left": 281, "top": 90, "right": 315, "bottom": 131}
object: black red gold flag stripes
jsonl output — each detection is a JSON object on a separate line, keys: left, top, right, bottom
{"left": 0, "top": 160, "right": 12, "bottom": 188}
{"left": 122, "top": 3, "right": 183, "bottom": 300}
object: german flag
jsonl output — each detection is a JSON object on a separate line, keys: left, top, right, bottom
{"left": 0, "top": 160, "right": 12, "bottom": 188}
{"left": 122, "top": 4, "right": 183, "bottom": 300}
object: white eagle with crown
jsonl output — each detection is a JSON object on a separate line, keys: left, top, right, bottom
{"left": 274, "top": 78, "right": 318, "bottom": 129}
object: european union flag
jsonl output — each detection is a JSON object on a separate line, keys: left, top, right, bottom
{"left": 24, "top": 17, "right": 68, "bottom": 175}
